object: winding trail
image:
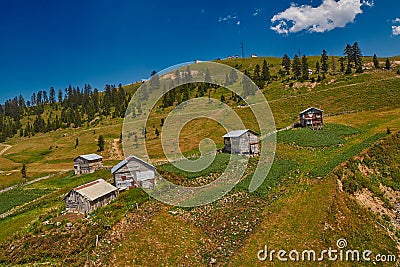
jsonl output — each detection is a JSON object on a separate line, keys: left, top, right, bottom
{"left": 0, "top": 170, "right": 70, "bottom": 195}
{"left": 0, "top": 144, "right": 12, "bottom": 156}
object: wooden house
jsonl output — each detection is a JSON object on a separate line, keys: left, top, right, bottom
{"left": 111, "top": 155, "right": 156, "bottom": 190}
{"left": 64, "top": 179, "right": 118, "bottom": 214}
{"left": 299, "top": 107, "right": 324, "bottom": 129}
{"left": 74, "top": 154, "right": 103, "bottom": 175}
{"left": 223, "top": 129, "right": 259, "bottom": 155}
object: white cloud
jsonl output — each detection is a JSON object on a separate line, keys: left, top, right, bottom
{"left": 218, "top": 14, "right": 240, "bottom": 26}
{"left": 393, "top": 18, "right": 400, "bottom": 36}
{"left": 271, "top": 0, "right": 373, "bottom": 35}
{"left": 362, "top": 0, "right": 374, "bottom": 7}
{"left": 393, "top": 26, "right": 400, "bottom": 36}
{"left": 253, "top": 8, "right": 262, "bottom": 17}
{"left": 218, "top": 15, "right": 237, "bottom": 22}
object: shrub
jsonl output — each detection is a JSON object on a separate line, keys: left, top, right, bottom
{"left": 342, "top": 178, "right": 359, "bottom": 194}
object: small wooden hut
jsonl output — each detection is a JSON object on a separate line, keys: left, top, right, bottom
{"left": 74, "top": 154, "right": 103, "bottom": 175}
{"left": 223, "top": 129, "right": 259, "bottom": 155}
{"left": 64, "top": 179, "right": 118, "bottom": 214}
{"left": 111, "top": 155, "right": 156, "bottom": 190}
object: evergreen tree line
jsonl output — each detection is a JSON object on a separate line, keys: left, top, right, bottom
{"left": 281, "top": 42, "right": 365, "bottom": 82}
{"left": 160, "top": 62, "right": 270, "bottom": 109}
{"left": 161, "top": 66, "right": 218, "bottom": 109}
{"left": 0, "top": 83, "right": 131, "bottom": 141}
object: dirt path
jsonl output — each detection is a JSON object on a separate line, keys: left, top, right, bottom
{"left": 110, "top": 139, "right": 124, "bottom": 160}
{"left": 0, "top": 170, "right": 70, "bottom": 195}
{"left": 0, "top": 144, "right": 12, "bottom": 156}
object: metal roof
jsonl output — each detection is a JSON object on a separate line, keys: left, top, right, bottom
{"left": 75, "top": 154, "right": 103, "bottom": 161}
{"left": 223, "top": 129, "right": 258, "bottom": 138}
{"left": 111, "top": 155, "right": 155, "bottom": 174}
{"left": 74, "top": 179, "right": 117, "bottom": 201}
{"left": 299, "top": 107, "right": 323, "bottom": 115}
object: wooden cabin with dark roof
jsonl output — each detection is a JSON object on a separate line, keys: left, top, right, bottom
{"left": 111, "top": 155, "right": 156, "bottom": 190}
{"left": 299, "top": 107, "right": 324, "bottom": 129}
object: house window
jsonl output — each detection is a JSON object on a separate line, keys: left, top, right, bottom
{"left": 121, "top": 176, "right": 126, "bottom": 181}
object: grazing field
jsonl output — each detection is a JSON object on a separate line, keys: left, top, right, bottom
{"left": 157, "top": 153, "right": 232, "bottom": 180}
{"left": 0, "top": 188, "right": 54, "bottom": 214}
{"left": 278, "top": 123, "right": 360, "bottom": 147}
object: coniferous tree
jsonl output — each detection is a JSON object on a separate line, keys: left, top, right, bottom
{"left": 33, "top": 114, "right": 46, "bottom": 133}
{"left": 261, "top": 59, "right": 271, "bottom": 83}
{"left": 97, "top": 135, "right": 105, "bottom": 151}
{"left": 49, "top": 87, "right": 56, "bottom": 106}
{"left": 292, "top": 55, "right": 301, "bottom": 79}
{"left": 57, "top": 89, "right": 63, "bottom": 104}
{"left": 43, "top": 91, "right": 48, "bottom": 104}
{"left": 373, "top": 54, "right": 380, "bottom": 68}
{"left": 352, "top": 42, "right": 363, "bottom": 73}
{"left": 301, "top": 55, "right": 309, "bottom": 80}
{"left": 345, "top": 64, "right": 353, "bottom": 75}
{"left": 46, "top": 118, "right": 51, "bottom": 132}
{"left": 31, "top": 93, "right": 37, "bottom": 106}
{"left": 344, "top": 44, "right": 354, "bottom": 68}
{"left": 253, "top": 64, "right": 265, "bottom": 88}
{"left": 182, "top": 87, "right": 189, "bottom": 102}
{"left": 86, "top": 101, "right": 95, "bottom": 122}
{"left": 102, "top": 85, "right": 112, "bottom": 116}
{"left": 315, "top": 61, "right": 320, "bottom": 74}
{"left": 343, "top": 43, "right": 363, "bottom": 73}
{"left": 21, "top": 163, "right": 27, "bottom": 178}
{"left": 220, "top": 94, "right": 225, "bottom": 102}
{"left": 331, "top": 56, "right": 337, "bottom": 73}
{"left": 282, "top": 54, "right": 291, "bottom": 74}
{"left": 74, "top": 110, "right": 82, "bottom": 128}
{"left": 36, "top": 91, "right": 43, "bottom": 105}
{"left": 321, "top": 50, "right": 329, "bottom": 73}
{"left": 385, "top": 58, "right": 391, "bottom": 70}
{"left": 92, "top": 88, "right": 100, "bottom": 113}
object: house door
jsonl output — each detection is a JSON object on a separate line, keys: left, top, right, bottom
{"left": 74, "top": 165, "right": 80, "bottom": 175}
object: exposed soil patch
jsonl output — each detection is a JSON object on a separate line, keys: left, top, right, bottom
{"left": 109, "top": 139, "right": 123, "bottom": 160}
{"left": 54, "top": 212, "right": 85, "bottom": 223}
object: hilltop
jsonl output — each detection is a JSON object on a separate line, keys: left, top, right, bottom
{"left": 0, "top": 54, "right": 400, "bottom": 266}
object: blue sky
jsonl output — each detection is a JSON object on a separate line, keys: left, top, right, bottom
{"left": 0, "top": 0, "right": 399, "bottom": 103}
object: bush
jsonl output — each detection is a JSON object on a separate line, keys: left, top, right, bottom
{"left": 342, "top": 177, "right": 359, "bottom": 194}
